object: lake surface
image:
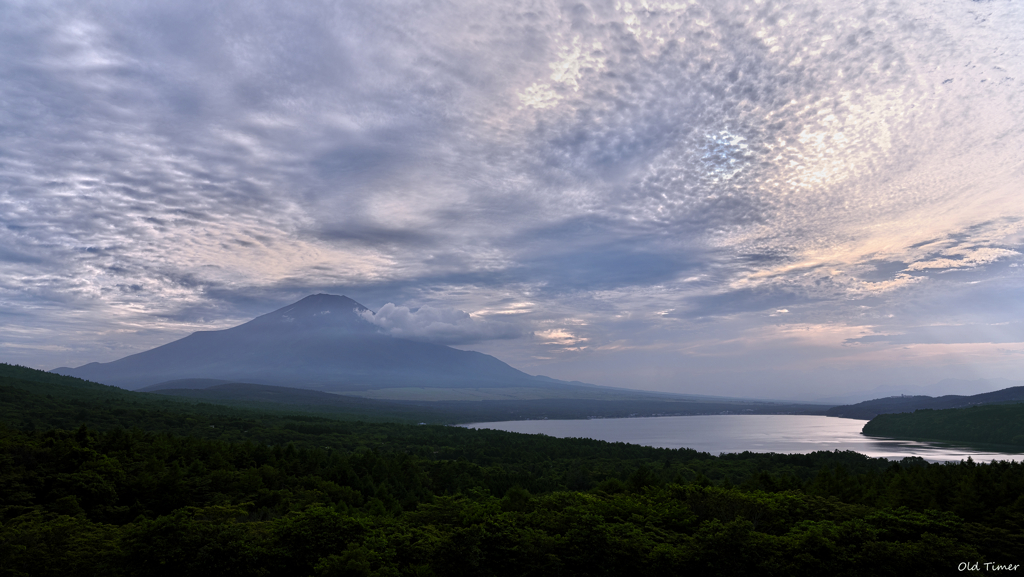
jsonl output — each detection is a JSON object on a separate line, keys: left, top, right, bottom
{"left": 464, "top": 415, "right": 1024, "bottom": 463}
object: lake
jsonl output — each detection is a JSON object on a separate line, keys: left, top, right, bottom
{"left": 464, "top": 415, "right": 1024, "bottom": 463}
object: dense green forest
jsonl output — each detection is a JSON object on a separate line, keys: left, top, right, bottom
{"left": 863, "top": 403, "right": 1024, "bottom": 449}
{"left": 2, "top": 364, "right": 1023, "bottom": 575}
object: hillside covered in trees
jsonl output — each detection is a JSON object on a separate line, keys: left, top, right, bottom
{"left": 1, "top": 363, "right": 1023, "bottom": 576}
{"left": 863, "top": 403, "right": 1024, "bottom": 449}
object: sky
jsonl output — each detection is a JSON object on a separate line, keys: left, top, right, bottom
{"left": 2, "top": 0, "right": 1023, "bottom": 400}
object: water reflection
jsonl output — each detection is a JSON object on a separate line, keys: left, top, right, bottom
{"left": 464, "top": 415, "right": 1024, "bottom": 463}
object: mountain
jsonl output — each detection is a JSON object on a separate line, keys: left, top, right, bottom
{"left": 825, "top": 386, "right": 1024, "bottom": 420}
{"left": 139, "top": 378, "right": 232, "bottom": 391}
{"left": 53, "top": 294, "right": 565, "bottom": 392}
{"left": 812, "top": 378, "right": 1023, "bottom": 405}
{"left": 862, "top": 402, "right": 1024, "bottom": 448}
{"left": 54, "top": 294, "right": 725, "bottom": 403}
{"left": 906, "top": 378, "right": 1023, "bottom": 397}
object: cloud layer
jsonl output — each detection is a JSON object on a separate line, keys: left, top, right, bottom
{"left": 359, "top": 303, "right": 524, "bottom": 345}
{"left": 2, "top": 0, "right": 1023, "bottom": 398}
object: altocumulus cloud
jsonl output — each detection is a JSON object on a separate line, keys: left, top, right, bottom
{"left": 1, "top": 0, "right": 1024, "bottom": 398}
{"left": 359, "top": 304, "right": 525, "bottom": 345}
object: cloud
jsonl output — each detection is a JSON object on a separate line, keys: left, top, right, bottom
{"left": 680, "top": 288, "right": 815, "bottom": 319}
{"left": 903, "top": 247, "right": 1019, "bottom": 272}
{"left": 358, "top": 303, "right": 525, "bottom": 345}
{"left": 2, "top": 0, "right": 1024, "bottom": 396}
{"left": 846, "top": 322, "right": 1024, "bottom": 346}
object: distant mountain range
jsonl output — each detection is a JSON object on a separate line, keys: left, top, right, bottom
{"left": 826, "top": 387, "right": 1024, "bottom": 420}
{"left": 812, "top": 378, "right": 1024, "bottom": 405}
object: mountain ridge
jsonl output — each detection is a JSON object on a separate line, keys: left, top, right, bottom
{"left": 52, "top": 294, "right": 550, "bottom": 392}
{"left": 812, "top": 377, "right": 1024, "bottom": 405}
{"left": 826, "top": 386, "right": 1024, "bottom": 420}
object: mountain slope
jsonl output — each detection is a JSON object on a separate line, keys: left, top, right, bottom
{"left": 52, "top": 294, "right": 580, "bottom": 393}
{"left": 825, "top": 386, "right": 1024, "bottom": 420}
{"left": 862, "top": 403, "right": 1024, "bottom": 448}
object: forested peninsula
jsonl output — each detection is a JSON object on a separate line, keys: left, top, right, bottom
{"left": 2, "top": 364, "right": 1023, "bottom": 576}
{"left": 863, "top": 403, "right": 1024, "bottom": 449}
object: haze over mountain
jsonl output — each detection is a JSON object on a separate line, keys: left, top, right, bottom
{"left": 52, "top": 294, "right": 662, "bottom": 400}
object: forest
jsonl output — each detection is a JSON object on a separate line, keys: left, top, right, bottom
{"left": 863, "top": 403, "right": 1024, "bottom": 449}
{"left": 1, "top": 363, "right": 1023, "bottom": 576}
